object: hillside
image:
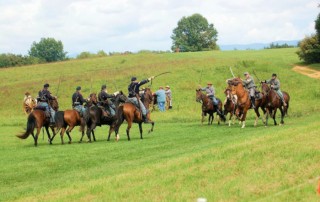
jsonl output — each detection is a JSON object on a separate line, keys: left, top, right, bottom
{"left": 0, "top": 48, "right": 320, "bottom": 201}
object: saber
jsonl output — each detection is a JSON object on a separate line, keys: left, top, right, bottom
{"left": 229, "top": 66, "right": 235, "bottom": 78}
{"left": 252, "top": 69, "right": 261, "bottom": 83}
{"left": 55, "top": 74, "right": 62, "bottom": 97}
{"left": 155, "top": 71, "right": 172, "bottom": 78}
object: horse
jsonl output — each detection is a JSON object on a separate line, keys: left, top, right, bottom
{"left": 196, "top": 89, "right": 226, "bottom": 125}
{"left": 228, "top": 78, "right": 267, "bottom": 128}
{"left": 23, "top": 92, "right": 37, "bottom": 115}
{"left": 113, "top": 89, "right": 155, "bottom": 141}
{"left": 85, "top": 91, "right": 127, "bottom": 142}
{"left": 50, "top": 93, "right": 98, "bottom": 144}
{"left": 261, "top": 82, "right": 290, "bottom": 126}
{"left": 17, "top": 99, "right": 59, "bottom": 146}
{"left": 223, "top": 87, "right": 238, "bottom": 126}
{"left": 142, "top": 87, "right": 154, "bottom": 110}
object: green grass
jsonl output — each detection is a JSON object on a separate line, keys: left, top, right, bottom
{"left": 0, "top": 48, "right": 320, "bottom": 201}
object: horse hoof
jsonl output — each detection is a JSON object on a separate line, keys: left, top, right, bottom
{"left": 115, "top": 135, "right": 120, "bottom": 142}
{"left": 68, "top": 141, "right": 72, "bottom": 144}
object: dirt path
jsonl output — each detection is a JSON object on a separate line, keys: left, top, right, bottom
{"left": 292, "top": 65, "right": 320, "bottom": 79}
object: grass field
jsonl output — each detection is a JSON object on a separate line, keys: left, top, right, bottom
{"left": 0, "top": 48, "right": 320, "bottom": 201}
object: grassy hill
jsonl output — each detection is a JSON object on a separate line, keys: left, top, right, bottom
{"left": 0, "top": 48, "right": 320, "bottom": 201}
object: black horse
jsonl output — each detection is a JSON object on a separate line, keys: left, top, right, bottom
{"left": 83, "top": 91, "right": 127, "bottom": 142}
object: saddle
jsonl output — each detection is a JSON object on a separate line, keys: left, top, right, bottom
{"left": 254, "top": 90, "right": 263, "bottom": 100}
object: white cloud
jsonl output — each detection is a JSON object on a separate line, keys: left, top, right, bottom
{"left": 0, "top": 0, "right": 318, "bottom": 55}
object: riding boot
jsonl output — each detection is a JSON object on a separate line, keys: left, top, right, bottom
{"left": 143, "top": 113, "right": 151, "bottom": 123}
{"left": 250, "top": 97, "right": 255, "bottom": 109}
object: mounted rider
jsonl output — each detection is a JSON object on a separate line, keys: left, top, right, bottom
{"left": 242, "top": 72, "right": 256, "bottom": 109}
{"left": 72, "top": 86, "right": 87, "bottom": 117}
{"left": 263, "top": 73, "right": 287, "bottom": 106}
{"left": 199, "top": 82, "right": 223, "bottom": 116}
{"left": 37, "top": 83, "right": 56, "bottom": 125}
{"left": 128, "top": 76, "right": 154, "bottom": 123}
{"left": 98, "top": 84, "right": 116, "bottom": 116}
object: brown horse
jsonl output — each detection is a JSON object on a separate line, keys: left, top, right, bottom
{"left": 261, "top": 82, "right": 290, "bottom": 126}
{"left": 50, "top": 93, "right": 98, "bottom": 144}
{"left": 142, "top": 88, "right": 154, "bottom": 110}
{"left": 85, "top": 91, "right": 127, "bottom": 142}
{"left": 228, "top": 78, "right": 267, "bottom": 128}
{"left": 17, "top": 99, "right": 59, "bottom": 146}
{"left": 113, "top": 90, "right": 155, "bottom": 141}
{"left": 196, "top": 89, "right": 226, "bottom": 125}
{"left": 223, "top": 87, "right": 238, "bottom": 126}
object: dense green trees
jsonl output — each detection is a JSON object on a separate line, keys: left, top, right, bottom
{"left": 29, "top": 38, "right": 67, "bottom": 62}
{"left": 297, "top": 10, "right": 320, "bottom": 64}
{"left": 171, "top": 13, "right": 219, "bottom": 52}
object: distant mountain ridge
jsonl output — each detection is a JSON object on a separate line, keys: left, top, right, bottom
{"left": 219, "top": 40, "right": 299, "bottom": 51}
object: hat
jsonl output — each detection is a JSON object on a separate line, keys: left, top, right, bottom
{"left": 207, "top": 82, "right": 212, "bottom": 85}
{"left": 101, "top": 84, "right": 107, "bottom": 90}
{"left": 243, "top": 72, "right": 249, "bottom": 75}
{"left": 44, "top": 83, "right": 49, "bottom": 88}
{"left": 76, "top": 86, "right": 81, "bottom": 90}
{"left": 131, "top": 77, "right": 137, "bottom": 81}
{"left": 272, "top": 73, "right": 277, "bottom": 77}
{"left": 165, "top": 85, "right": 170, "bottom": 88}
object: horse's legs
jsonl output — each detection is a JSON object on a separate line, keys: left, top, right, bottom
{"left": 107, "top": 126, "right": 115, "bottom": 141}
{"left": 241, "top": 110, "right": 247, "bottom": 128}
{"left": 86, "top": 123, "right": 95, "bottom": 142}
{"left": 272, "top": 109, "right": 277, "bottom": 125}
{"left": 45, "top": 126, "right": 52, "bottom": 144}
{"left": 149, "top": 121, "right": 154, "bottom": 133}
{"left": 201, "top": 112, "right": 205, "bottom": 125}
{"left": 279, "top": 107, "right": 285, "bottom": 125}
{"left": 138, "top": 123, "right": 143, "bottom": 139}
{"left": 126, "top": 122, "right": 132, "bottom": 141}
{"left": 92, "top": 129, "right": 96, "bottom": 142}
{"left": 208, "top": 113, "right": 213, "bottom": 125}
{"left": 254, "top": 108, "right": 260, "bottom": 127}
{"left": 66, "top": 126, "right": 74, "bottom": 144}
{"left": 34, "top": 128, "right": 41, "bottom": 146}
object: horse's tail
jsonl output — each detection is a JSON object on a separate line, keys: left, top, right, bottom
{"left": 54, "top": 111, "right": 65, "bottom": 133}
{"left": 17, "top": 113, "right": 36, "bottom": 139}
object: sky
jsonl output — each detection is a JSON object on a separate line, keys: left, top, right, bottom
{"left": 0, "top": 0, "right": 319, "bottom": 56}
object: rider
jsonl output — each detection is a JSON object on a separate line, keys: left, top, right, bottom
{"left": 264, "top": 73, "right": 287, "bottom": 106}
{"left": 128, "top": 76, "right": 154, "bottom": 123}
{"left": 37, "top": 83, "right": 56, "bottom": 125}
{"left": 72, "top": 86, "right": 87, "bottom": 117}
{"left": 98, "top": 84, "right": 116, "bottom": 116}
{"left": 242, "top": 72, "right": 256, "bottom": 109}
{"left": 199, "top": 82, "right": 223, "bottom": 116}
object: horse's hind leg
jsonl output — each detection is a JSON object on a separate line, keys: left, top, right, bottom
{"left": 34, "top": 128, "right": 41, "bottom": 146}
{"left": 279, "top": 107, "right": 285, "bottom": 125}
{"left": 272, "top": 109, "right": 277, "bottom": 125}
{"left": 139, "top": 123, "right": 143, "bottom": 139}
{"left": 45, "top": 126, "right": 52, "bottom": 144}
{"left": 126, "top": 122, "right": 132, "bottom": 141}
{"left": 66, "top": 126, "right": 74, "bottom": 144}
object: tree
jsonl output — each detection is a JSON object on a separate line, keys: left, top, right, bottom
{"left": 296, "top": 34, "right": 320, "bottom": 64}
{"left": 315, "top": 13, "right": 320, "bottom": 39}
{"left": 171, "top": 13, "right": 219, "bottom": 52}
{"left": 29, "top": 38, "right": 67, "bottom": 62}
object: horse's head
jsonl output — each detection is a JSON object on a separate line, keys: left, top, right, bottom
{"left": 114, "top": 90, "right": 127, "bottom": 104}
{"left": 88, "top": 93, "right": 98, "bottom": 105}
{"left": 50, "top": 99, "right": 59, "bottom": 111}
{"left": 261, "top": 82, "right": 270, "bottom": 95}
{"left": 144, "top": 87, "right": 153, "bottom": 101}
{"left": 195, "top": 89, "right": 203, "bottom": 103}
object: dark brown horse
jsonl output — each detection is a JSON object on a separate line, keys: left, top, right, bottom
{"left": 228, "top": 78, "right": 267, "bottom": 128}
{"left": 113, "top": 89, "right": 155, "bottom": 141}
{"left": 50, "top": 93, "right": 98, "bottom": 144}
{"left": 85, "top": 91, "right": 127, "bottom": 142}
{"left": 17, "top": 99, "right": 59, "bottom": 146}
{"left": 142, "top": 88, "right": 154, "bottom": 110}
{"left": 261, "top": 82, "right": 290, "bottom": 126}
{"left": 223, "top": 87, "right": 238, "bottom": 126}
{"left": 196, "top": 89, "right": 226, "bottom": 125}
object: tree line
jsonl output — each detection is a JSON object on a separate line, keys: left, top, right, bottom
{"left": 1, "top": 10, "right": 320, "bottom": 68}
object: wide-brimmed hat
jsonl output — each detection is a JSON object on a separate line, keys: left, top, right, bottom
{"left": 243, "top": 72, "right": 249, "bottom": 75}
{"left": 207, "top": 82, "right": 212, "bottom": 85}
{"left": 165, "top": 85, "right": 170, "bottom": 88}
